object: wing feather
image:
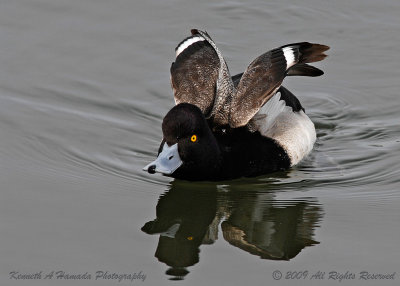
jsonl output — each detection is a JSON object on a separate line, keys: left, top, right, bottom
{"left": 229, "top": 42, "right": 329, "bottom": 128}
{"left": 170, "top": 31, "right": 219, "bottom": 115}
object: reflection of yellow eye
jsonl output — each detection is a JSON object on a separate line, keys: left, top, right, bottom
{"left": 190, "top": 135, "right": 197, "bottom": 142}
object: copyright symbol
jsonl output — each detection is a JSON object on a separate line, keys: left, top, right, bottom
{"left": 272, "top": 270, "right": 282, "bottom": 280}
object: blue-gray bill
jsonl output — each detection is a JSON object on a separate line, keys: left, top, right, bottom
{"left": 143, "top": 143, "right": 183, "bottom": 175}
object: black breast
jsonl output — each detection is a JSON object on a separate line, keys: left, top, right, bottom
{"left": 214, "top": 127, "right": 291, "bottom": 179}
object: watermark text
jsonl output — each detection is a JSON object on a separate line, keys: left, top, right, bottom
{"left": 272, "top": 270, "right": 396, "bottom": 282}
{"left": 9, "top": 270, "right": 146, "bottom": 282}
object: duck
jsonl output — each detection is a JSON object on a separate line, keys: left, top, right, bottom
{"left": 143, "top": 29, "right": 329, "bottom": 181}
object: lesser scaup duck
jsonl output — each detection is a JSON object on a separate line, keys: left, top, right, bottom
{"left": 144, "top": 29, "right": 329, "bottom": 181}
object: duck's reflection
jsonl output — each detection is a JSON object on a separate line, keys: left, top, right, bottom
{"left": 221, "top": 189, "right": 321, "bottom": 260}
{"left": 141, "top": 180, "right": 323, "bottom": 280}
{"left": 141, "top": 182, "right": 217, "bottom": 280}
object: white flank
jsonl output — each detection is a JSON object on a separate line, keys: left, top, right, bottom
{"left": 252, "top": 92, "right": 286, "bottom": 132}
{"left": 176, "top": 36, "right": 205, "bottom": 57}
{"left": 282, "top": 47, "right": 296, "bottom": 69}
{"left": 252, "top": 93, "right": 316, "bottom": 166}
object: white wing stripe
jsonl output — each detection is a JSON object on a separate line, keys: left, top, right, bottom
{"left": 282, "top": 47, "right": 296, "bottom": 69}
{"left": 176, "top": 36, "right": 205, "bottom": 57}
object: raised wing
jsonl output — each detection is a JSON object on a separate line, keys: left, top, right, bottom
{"left": 229, "top": 42, "right": 329, "bottom": 128}
{"left": 170, "top": 29, "right": 234, "bottom": 124}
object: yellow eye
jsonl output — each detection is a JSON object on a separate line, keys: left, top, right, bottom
{"left": 190, "top": 135, "right": 197, "bottom": 142}
{"left": 187, "top": 236, "right": 193, "bottom": 241}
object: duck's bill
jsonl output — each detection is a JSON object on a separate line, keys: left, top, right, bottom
{"left": 143, "top": 143, "right": 183, "bottom": 175}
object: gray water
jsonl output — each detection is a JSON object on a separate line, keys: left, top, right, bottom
{"left": 1, "top": 0, "right": 400, "bottom": 285}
